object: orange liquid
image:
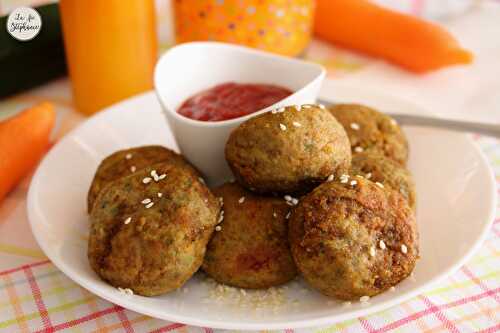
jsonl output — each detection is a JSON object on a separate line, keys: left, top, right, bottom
{"left": 59, "top": 0, "right": 157, "bottom": 115}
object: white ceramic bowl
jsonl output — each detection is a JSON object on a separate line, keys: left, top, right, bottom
{"left": 154, "top": 42, "right": 325, "bottom": 185}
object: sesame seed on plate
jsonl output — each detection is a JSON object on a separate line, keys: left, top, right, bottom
{"left": 157, "top": 192, "right": 162, "bottom": 198}
{"left": 375, "top": 182, "right": 384, "bottom": 188}
{"left": 294, "top": 105, "right": 301, "bottom": 111}
{"left": 125, "top": 153, "right": 133, "bottom": 160}
{"left": 130, "top": 166, "right": 136, "bottom": 172}
{"left": 379, "top": 240, "right": 386, "bottom": 250}
{"left": 327, "top": 174, "right": 334, "bottom": 182}
{"left": 350, "top": 123, "right": 360, "bottom": 130}
{"left": 145, "top": 202, "right": 154, "bottom": 209}
{"left": 350, "top": 180, "right": 357, "bottom": 186}
{"left": 141, "top": 198, "right": 151, "bottom": 204}
{"left": 401, "top": 244, "right": 408, "bottom": 254}
{"left": 124, "top": 217, "right": 132, "bottom": 225}
{"left": 354, "top": 146, "right": 364, "bottom": 153}
{"left": 279, "top": 123, "right": 287, "bottom": 131}
{"left": 359, "top": 296, "right": 370, "bottom": 303}
{"left": 292, "top": 121, "right": 302, "bottom": 127}
{"left": 369, "top": 246, "right": 376, "bottom": 257}
{"left": 238, "top": 196, "right": 245, "bottom": 204}
{"left": 142, "top": 177, "right": 152, "bottom": 184}
{"left": 215, "top": 226, "right": 222, "bottom": 232}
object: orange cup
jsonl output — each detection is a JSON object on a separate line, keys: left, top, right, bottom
{"left": 59, "top": 0, "right": 158, "bottom": 115}
{"left": 173, "top": 0, "right": 315, "bottom": 57}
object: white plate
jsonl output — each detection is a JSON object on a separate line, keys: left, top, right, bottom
{"left": 27, "top": 86, "right": 496, "bottom": 330}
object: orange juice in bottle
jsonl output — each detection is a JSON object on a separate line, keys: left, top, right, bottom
{"left": 59, "top": 0, "right": 157, "bottom": 115}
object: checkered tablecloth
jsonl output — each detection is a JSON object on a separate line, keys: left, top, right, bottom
{"left": 1, "top": 0, "right": 500, "bottom": 332}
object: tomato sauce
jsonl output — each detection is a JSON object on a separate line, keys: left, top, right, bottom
{"left": 177, "top": 82, "right": 293, "bottom": 121}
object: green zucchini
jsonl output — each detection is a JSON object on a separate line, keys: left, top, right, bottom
{"left": 0, "top": 3, "right": 67, "bottom": 98}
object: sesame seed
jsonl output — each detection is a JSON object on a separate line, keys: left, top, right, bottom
{"left": 369, "top": 246, "right": 376, "bottom": 257}
{"left": 124, "top": 217, "right": 132, "bottom": 225}
{"left": 354, "top": 146, "right": 364, "bottom": 153}
{"left": 375, "top": 182, "right": 384, "bottom": 188}
{"left": 291, "top": 198, "right": 299, "bottom": 205}
{"left": 285, "top": 211, "right": 291, "bottom": 219}
{"left": 390, "top": 118, "right": 398, "bottom": 126}
{"left": 198, "top": 177, "right": 205, "bottom": 184}
{"left": 239, "top": 196, "right": 245, "bottom": 204}
{"left": 125, "top": 153, "right": 133, "bottom": 160}
{"left": 284, "top": 195, "right": 292, "bottom": 201}
{"left": 389, "top": 286, "right": 396, "bottom": 292}
{"left": 350, "top": 123, "right": 360, "bottom": 130}
{"left": 365, "top": 172, "right": 372, "bottom": 179}
{"left": 401, "top": 244, "right": 408, "bottom": 254}
{"left": 277, "top": 107, "right": 285, "bottom": 113}
{"left": 271, "top": 109, "right": 278, "bottom": 114}
{"left": 145, "top": 202, "right": 154, "bottom": 209}
{"left": 302, "top": 104, "right": 312, "bottom": 109}
{"left": 157, "top": 192, "right": 162, "bottom": 198}
{"left": 151, "top": 170, "right": 158, "bottom": 179}
{"left": 292, "top": 121, "right": 302, "bottom": 127}
{"left": 350, "top": 180, "right": 357, "bottom": 186}
{"left": 217, "top": 211, "right": 224, "bottom": 223}
{"left": 379, "top": 240, "right": 386, "bottom": 250}
{"left": 279, "top": 123, "right": 287, "bottom": 131}
{"left": 318, "top": 104, "right": 326, "bottom": 110}
{"left": 340, "top": 175, "right": 349, "bottom": 184}
{"left": 130, "top": 166, "right": 136, "bottom": 172}
{"left": 124, "top": 288, "right": 134, "bottom": 295}
{"left": 273, "top": 212, "right": 277, "bottom": 218}
{"left": 294, "top": 105, "right": 301, "bottom": 111}
{"left": 141, "top": 198, "right": 151, "bottom": 204}
{"left": 157, "top": 174, "right": 166, "bottom": 180}
{"left": 342, "top": 301, "right": 352, "bottom": 307}
{"left": 142, "top": 177, "right": 152, "bottom": 184}
{"left": 215, "top": 226, "right": 222, "bottom": 232}
{"left": 359, "top": 296, "right": 370, "bottom": 303}
{"left": 218, "top": 197, "right": 224, "bottom": 205}
{"left": 327, "top": 174, "right": 334, "bottom": 182}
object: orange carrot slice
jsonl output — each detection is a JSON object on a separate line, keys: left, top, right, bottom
{"left": 0, "top": 102, "right": 55, "bottom": 202}
{"left": 314, "top": 0, "right": 473, "bottom": 73}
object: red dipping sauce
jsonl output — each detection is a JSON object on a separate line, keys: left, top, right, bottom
{"left": 177, "top": 82, "right": 293, "bottom": 121}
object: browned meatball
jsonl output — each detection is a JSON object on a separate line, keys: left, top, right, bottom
{"left": 87, "top": 145, "right": 200, "bottom": 213}
{"left": 88, "top": 162, "right": 220, "bottom": 296}
{"left": 203, "top": 182, "right": 297, "bottom": 289}
{"left": 289, "top": 177, "right": 418, "bottom": 300}
{"left": 226, "top": 105, "right": 351, "bottom": 194}
{"left": 352, "top": 152, "right": 416, "bottom": 210}
{"left": 329, "top": 104, "right": 408, "bottom": 166}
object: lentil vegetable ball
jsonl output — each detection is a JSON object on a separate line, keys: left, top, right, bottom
{"left": 288, "top": 177, "right": 418, "bottom": 300}
{"left": 328, "top": 104, "right": 408, "bottom": 166}
{"left": 225, "top": 105, "right": 351, "bottom": 194}
{"left": 202, "top": 182, "right": 297, "bottom": 289}
{"left": 87, "top": 145, "right": 200, "bottom": 213}
{"left": 88, "top": 162, "right": 220, "bottom": 296}
{"left": 352, "top": 152, "right": 416, "bottom": 210}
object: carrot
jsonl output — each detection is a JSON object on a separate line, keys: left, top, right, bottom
{"left": 314, "top": 0, "right": 473, "bottom": 73}
{"left": 0, "top": 102, "right": 55, "bottom": 203}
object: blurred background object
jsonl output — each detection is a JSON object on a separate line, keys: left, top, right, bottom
{"left": 173, "top": 0, "right": 315, "bottom": 57}
{"left": 0, "top": 3, "right": 66, "bottom": 98}
{"left": 59, "top": 0, "right": 158, "bottom": 115}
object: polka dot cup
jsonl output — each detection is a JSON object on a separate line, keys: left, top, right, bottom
{"left": 173, "top": 0, "right": 315, "bottom": 57}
